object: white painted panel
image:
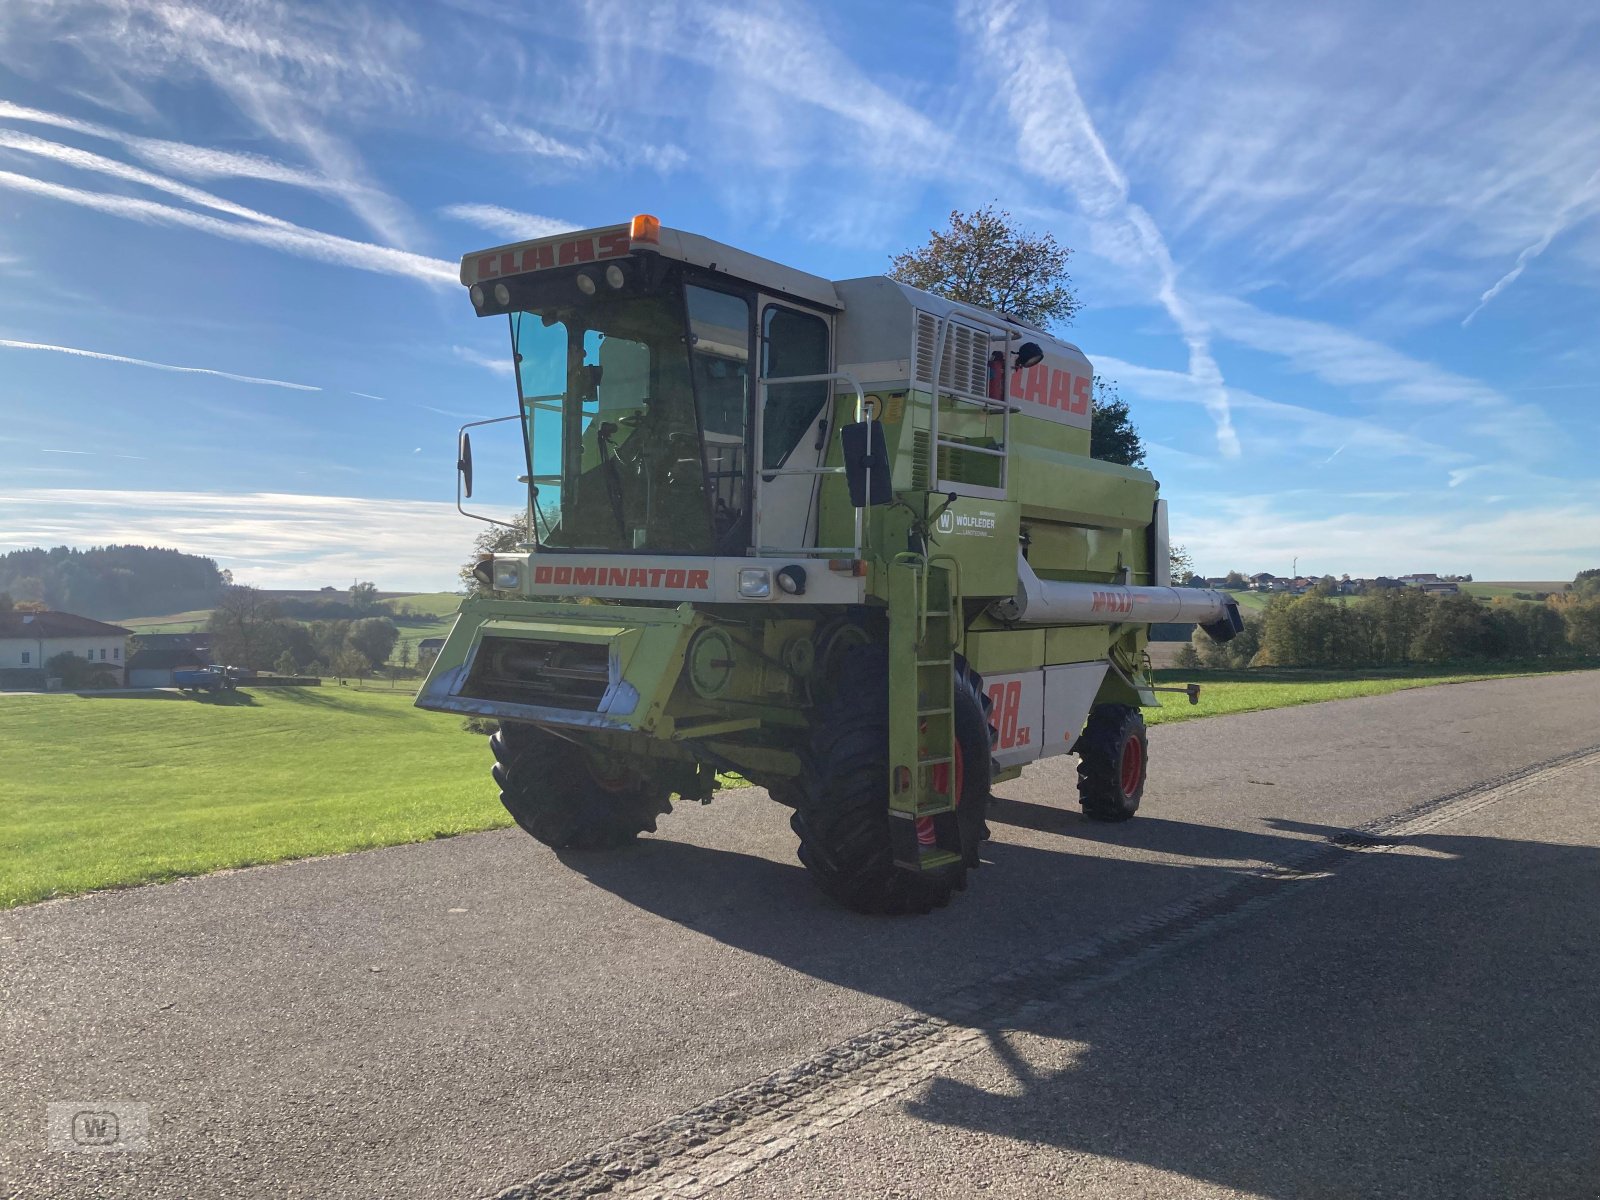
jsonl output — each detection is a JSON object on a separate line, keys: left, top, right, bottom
{"left": 983, "top": 669, "right": 1045, "bottom": 768}
{"left": 1041, "top": 662, "right": 1110, "bottom": 758}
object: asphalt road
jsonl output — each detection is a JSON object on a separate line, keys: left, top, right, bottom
{"left": 3, "top": 671, "right": 1598, "bottom": 1199}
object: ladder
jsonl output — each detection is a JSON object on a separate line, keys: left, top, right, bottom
{"left": 887, "top": 554, "right": 964, "bottom": 872}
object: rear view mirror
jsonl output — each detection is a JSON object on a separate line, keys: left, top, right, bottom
{"left": 457, "top": 430, "right": 474, "bottom": 499}
{"left": 840, "top": 420, "right": 891, "bottom": 507}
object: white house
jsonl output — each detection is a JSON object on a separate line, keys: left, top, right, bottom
{"left": 0, "top": 610, "right": 131, "bottom": 686}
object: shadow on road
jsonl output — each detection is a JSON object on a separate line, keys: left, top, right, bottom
{"left": 560, "top": 801, "right": 1307, "bottom": 1023}
{"left": 896, "top": 829, "right": 1600, "bottom": 1199}
{"left": 567, "top": 804, "right": 1600, "bottom": 1197}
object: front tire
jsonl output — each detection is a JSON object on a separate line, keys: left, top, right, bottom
{"left": 791, "top": 651, "right": 991, "bottom": 914}
{"left": 490, "top": 722, "right": 671, "bottom": 849}
{"left": 1076, "top": 704, "right": 1147, "bottom": 822}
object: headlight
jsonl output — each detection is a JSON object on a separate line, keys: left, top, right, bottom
{"left": 737, "top": 568, "right": 772, "bottom": 599}
{"left": 493, "top": 560, "right": 523, "bottom": 591}
{"left": 775, "top": 565, "right": 806, "bottom": 595}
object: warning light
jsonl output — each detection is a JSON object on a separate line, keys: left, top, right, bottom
{"left": 630, "top": 213, "right": 661, "bottom": 245}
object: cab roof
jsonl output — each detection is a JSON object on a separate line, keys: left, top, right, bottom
{"left": 460, "top": 220, "right": 842, "bottom": 311}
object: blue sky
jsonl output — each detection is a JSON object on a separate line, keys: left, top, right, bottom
{"left": 1, "top": 0, "right": 1597, "bottom": 591}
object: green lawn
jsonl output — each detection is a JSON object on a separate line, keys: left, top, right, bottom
{"left": 119, "top": 609, "right": 213, "bottom": 633}
{"left": 1459, "top": 581, "right": 1567, "bottom": 601}
{"left": 385, "top": 591, "right": 467, "bottom": 617}
{"left": 1, "top": 686, "right": 508, "bottom": 908}
{"left": 1144, "top": 663, "right": 1582, "bottom": 726}
{"left": 6, "top": 661, "right": 1589, "bottom": 909}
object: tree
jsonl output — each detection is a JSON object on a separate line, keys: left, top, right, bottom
{"left": 332, "top": 648, "right": 369, "bottom": 682}
{"left": 890, "top": 205, "right": 1081, "bottom": 327}
{"left": 1224, "top": 571, "right": 1247, "bottom": 590}
{"left": 348, "top": 580, "right": 381, "bottom": 613}
{"left": 273, "top": 650, "right": 299, "bottom": 675}
{"left": 207, "top": 585, "right": 282, "bottom": 669}
{"left": 1173, "top": 643, "right": 1202, "bottom": 669}
{"left": 1573, "top": 569, "right": 1600, "bottom": 600}
{"left": 346, "top": 617, "right": 399, "bottom": 669}
{"left": 46, "top": 650, "right": 116, "bottom": 690}
{"left": 1169, "top": 544, "right": 1195, "bottom": 585}
{"left": 397, "top": 640, "right": 414, "bottom": 674}
{"left": 1410, "top": 594, "right": 1501, "bottom": 663}
{"left": 1561, "top": 598, "right": 1600, "bottom": 656}
{"left": 309, "top": 618, "right": 352, "bottom": 666}
{"left": 1090, "top": 377, "right": 1146, "bottom": 466}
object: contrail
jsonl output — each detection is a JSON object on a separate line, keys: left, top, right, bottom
{"left": 0, "top": 338, "right": 322, "bottom": 391}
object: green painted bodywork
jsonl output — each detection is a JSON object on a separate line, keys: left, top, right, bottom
{"left": 417, "top": 271, "right": 1170, "bottom": 875}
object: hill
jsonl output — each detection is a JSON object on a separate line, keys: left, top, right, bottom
{"left": 1, "top": 545, "right": 225, "bottom": 620}
{"left": 1, "top": 686, "right": 505, "bottom": 907}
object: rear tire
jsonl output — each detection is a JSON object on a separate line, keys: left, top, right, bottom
{"left": 490, "top": 722, "right": 671, "bottom": 849}
{"left": 1075, "top": 704, "right": 1147, "bottom": 822}
{"left": 791, "top": 650, "right": 991, "bottom": 914}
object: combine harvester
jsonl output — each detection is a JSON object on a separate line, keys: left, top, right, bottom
{"left": 418, "top": 214, "right": 1242, "bottom": 913}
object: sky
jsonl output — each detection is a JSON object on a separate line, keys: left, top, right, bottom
{"left": 1, "top": 0, "right": 1597, "bottom": 591}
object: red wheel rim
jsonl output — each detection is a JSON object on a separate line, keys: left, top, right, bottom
{"left": 587, "top": 755, "right": 636, "bottom": 794}
{"left": 1119, "top": 735, "right": 1143, "bottom": 797}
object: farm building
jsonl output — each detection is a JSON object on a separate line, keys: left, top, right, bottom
{"left": 126, "top": 632, "right": 214, "bottom": 688}
{"left": 0, "top": 611, "right": 130, "bottom": 688}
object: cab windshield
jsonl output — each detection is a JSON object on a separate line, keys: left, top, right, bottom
{"left": 512, "top": 275, "right": 750, "bottom": 554}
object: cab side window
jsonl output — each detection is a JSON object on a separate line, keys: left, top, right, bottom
{"left": 761, "top": 306, "right": 830, "bottom": 470}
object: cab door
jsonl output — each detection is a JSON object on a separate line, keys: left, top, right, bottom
{"left": 754, "top": 298, "right": 832, "bottom": 551}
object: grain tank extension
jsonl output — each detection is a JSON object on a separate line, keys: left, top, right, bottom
{"left": 417, "top": 214, "right": 1241, "bottom": 914}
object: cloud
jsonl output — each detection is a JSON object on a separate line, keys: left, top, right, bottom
{"left": 0, "top": 488, "right": 479, "bottom": 591}
{"left": 0, "top": 168, "right": 456, "bottom": 286}
{"left": 1464, "top": 165, "right": 1600, "bottom": 324}
{"left": 1177, "top": 495, "right": 1600, "bottom": 581}
{"left": 0, "top": 338, "right": 321, "bottom": 390}
{"left": 967, "top": 0, "right": 1239, "bottom": 458}
{"left": 0, "top": 98, "right": 379, "bottom": 202}
{"left": 1094, "top": 355, "right": 1464, "bottom": 467}
{"left": 0, "top": 4, "right": 424, "bottom": 247}
{"left": 1101, "top": 3, "right": 1600, "bottom": 318}
{"left": 440, "top": 203, "right": 576, "bottom": 241}
{"left": 452, "top": 345, "right": 514, "bottom": 375}
{"left": 480, "top": 117, "right": 601, "bottom": 166}
{"left": 0, "top": 127, "right": 293, "bottom": 227}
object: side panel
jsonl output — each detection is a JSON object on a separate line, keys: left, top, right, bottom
{"left": 984, "top": 669, "right": 1043, "bottom": 770}
{"left": 983, "top": 662, "right": 1110, "bottom": 768}
{"left": 1041, "top": 662, "right": 1110, "bottom": 756}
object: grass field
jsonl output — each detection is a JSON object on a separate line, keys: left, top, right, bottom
{"left": 1460, "top": 581, "right": 1568, "bottom": 600}
{"left": 385, "top": 592, "right": 464, "bottom": 658}
{"left": 118, "top": 609, "right": 213, "bottom": 633}
{"left": 1144, "top": 663, "right": 1581, "bottom": 726}
{"left": 1, "top": 687, "right": 507, "bottom": 908}
{"left": 6, "top": 660, "right": 1587, "bottom": 909}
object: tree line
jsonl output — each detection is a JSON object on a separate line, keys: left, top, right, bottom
{"left": 1182, "top": 571, "right": 1600, "bottom": 669}
{"left": 0, "top": 545, "right": 226, "bottom": 619}
{"left": 203, "top": 583, "right": 401, "bottom": 678}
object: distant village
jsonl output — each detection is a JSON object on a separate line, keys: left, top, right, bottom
{"left": 1187, "top": 571, "right": 1472, "bottom": 597}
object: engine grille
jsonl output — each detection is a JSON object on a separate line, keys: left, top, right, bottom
{"left": 464, "top": 637, "right": 610, "bottom": 711}
{"left": 913, "top": 311, "right": 989, "bottom": 398}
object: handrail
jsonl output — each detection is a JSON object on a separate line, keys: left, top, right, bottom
{"left": 752, "top": 370, "right": 866, "bottom": 556}
{"left": 924, "top": 312, "right": 1014, "bottom": 499}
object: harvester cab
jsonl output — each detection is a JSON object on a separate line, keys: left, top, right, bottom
{"left": 417, "top": 213, "right": 1241, "bottom": 914}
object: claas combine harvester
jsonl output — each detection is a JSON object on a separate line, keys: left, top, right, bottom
{"left": 417, "top": 213, "right": 1242, "bottom": 914}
